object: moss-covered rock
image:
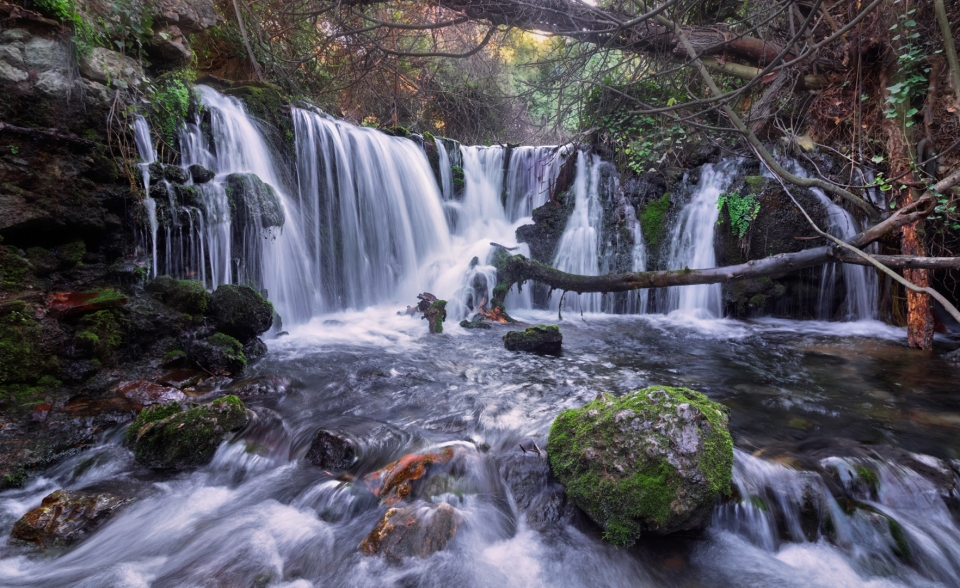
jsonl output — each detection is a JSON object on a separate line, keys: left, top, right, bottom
{"left": 639, "top": 192, "right": 671, "bottom": 250}
{"left": 210, "top": 284, "right": 273, "bottom": 341}
{"left": 547, "top": 386, "right": 733, "bottom": 545}
{"left": 76, "top": 310, "right": 123, "bottom": 364}
{"left": 162, "top": 165, "right": 191, "bottom": 184}
{"left": 146, "top": 275, "right": 210, "bottom": 315}
{"left": 424, "top": 300, "right": 447, "bottom": 333}
{"left": 515, "top": 193, "right": 574, "bottom": 264}
{"left": 503, "top": 324, "right": 561, "bottom": 353}
{"left": 190, "top": 332, "right": 247, "bottom": 375}
{"left": 127, "top": 395, "right": 248, "bottom": 469}
{"left": 0, "top": 305, "right": 59, "bottom": 406}
{"left": 188, "top": 164, "right": 215, "bottom": 184}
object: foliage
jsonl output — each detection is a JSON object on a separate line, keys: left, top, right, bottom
{"left": 717, "top": 192, "right": 760, "bottom": 239}
{"left": 884, "top": 7, "right": 929, "bottom": 127}
{"left": 144, "top": 71, "right": 197, "bottom": 145}
{"left": 639, "top": 193, "right": 671, "bottom": 248}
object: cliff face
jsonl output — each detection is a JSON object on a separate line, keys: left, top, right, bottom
{"left": 0, "top": 0, "right": 233, "bottom": 488}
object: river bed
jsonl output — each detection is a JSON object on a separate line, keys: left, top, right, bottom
{"left": 2, "top": 311, "right": 959, "bottom": 587}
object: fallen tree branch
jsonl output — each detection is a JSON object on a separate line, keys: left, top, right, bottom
{"left": 834, "top": 252, "right": 960, "bottom": 269}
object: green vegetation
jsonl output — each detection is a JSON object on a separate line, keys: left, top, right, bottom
{"left": 207, "top": 333, "right": 247, "bottom": 369}
{"left": 547, "top": 386, "right": 733, "bottom": 545}
{"left": 76, "top": 310, "right": 123, "bottom": 363}
{"left": 717, "top": 192, "right": 761, "bottom": 239}
{"left": 639, "top": 193, "right": 671, "bottom": 249}
{"left": 146, "top": 71, "right": 196, "bottom": 144}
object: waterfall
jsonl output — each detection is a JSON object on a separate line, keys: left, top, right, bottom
{"left": 435, "top": 137, "right": 455, "bottom": 201}
{"left": 503, "top": 146, "right": 566, "bottom": 221}
{"left": 550, "top": 151, "right": 605, "bottom": 313}
{"left": 132, "top": 115, "right": 159, "bottom": 277}
{"left": 779, "top": 159, "right": 878, "bottom": 321}
{"left": 666, "top": 161, "right": 741, "bottom": 318}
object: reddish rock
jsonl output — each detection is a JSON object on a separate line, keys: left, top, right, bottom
{"left": 62, "top": 395, "right": 137, "bottom": 418}
{"left": 116, "top": 380, "right": 185, "bottom": 407}
{"left": 362, "top": 446, "right": 456, "bottom": 505}
{"left": 47, "top": 291, "right": 127, "bottom": 318}
{"left": 31, "top": 403, "right": 51, "bottom": 422}
{"left": 11, "top": 489, "right": 128, "bottom": 547}
{"left": 359, "top": 502, "right": 459, "bottom": 560}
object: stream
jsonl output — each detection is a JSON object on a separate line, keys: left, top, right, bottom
{"left": 2, "top": 311, "right": 960, "bottom": 587}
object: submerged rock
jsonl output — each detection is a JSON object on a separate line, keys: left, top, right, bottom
{"left": 459, "top": 316, "right": 492, "bottom": 329}
{"left": 190, "top": 332, "right": 247, "bottom": 375}
{"left": 11, "top": 489, "right": 128, "bottom": 547}
{"left": 306, "top": 429, "right": 357, "bottom": 471}
{"left": 116, "top": 380, "right": 186, "bottom": 407}
{"left": 362, "top": 446, "right": 457, "bottom": 504}
{"left": 503, "top": 324, "right": 561, "bottom": 353}
{"left": 126, "top": 395, "right": 248, "bottom": 469}
{"left": 547, "top": 386, "right": 733, "bottom": 544}
{"left": 359, "top": 502, "right": 459, "bottom": 560}
{"left": 210, "top": 284, "right": 273, "bottom": 342}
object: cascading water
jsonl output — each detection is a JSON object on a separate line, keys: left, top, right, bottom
{"left": 132, "top": 115, "right": 159, "bottom": 277}
{"left": 503, "top": 145, "right": 566, "bottom": 221}
{"left": 549, "top": 151, "right": 606, "bottom": 313}
{"left": 779, "top": 160, "right": 878, "bottom": 321}
{"left": 665, "top": 161, "right": 742, "bottom": 318}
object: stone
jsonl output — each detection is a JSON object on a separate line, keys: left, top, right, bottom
{"left": 116, "top": 380, "right": 186, "bottom": 407}
{"left": 459, "top": 316, "right": 492, "bottom": 329}
{"left": 305, "top": 429, "right": 357, "bottom": 471}
{"left": 423, "top": 299, "right": 446, "bottom": 333}
{"left": 243, "top": 337, "right": 267, "bottom": 360}
{"left": 497, "top": 446, "right": 550, "bottom": 510}
{"left": 189, "top": 164, "right": 215, "bottom": 184}
{"left": 147, "top": 276, "right": 210, "bottom": 315}
{"left": 210, "top": 284, "right": 273, "bottom": 342}
{"left": 162, "top": 164, "right": 191, "bottom": 185}
{"left": 189, "top": 332, "right": 247, "bottom": 375}
{"left": 78, "top": 47, "right": 144, "bottom": 88}
{"left": 47, "top": 290, "right": 127, "bottom": 318}
{"left": 503, "top": 324, "right": 562, "bottom": 353}
{"left": 11, "top": 489, "right": 128, "bottom": 547}
{"left": 158, "top": 369, "right": 205, "bottom": 389}
{"left": 526, "top": 483, "right": 570, "bottom": 532}
{"left": 0, "top": 60, "right": 27, "bottom": 83}
{"left": 223, "top": 173, "right": 285, "bottom": 230}
{"left": 150, "top": 0, "right": 222, "bottom": 35}
{"left": 547, "top": 386, "right": 733, "bottom": 545}
{"left": 362, "top": 446, "right": 457, "bottom": 505}
{"left": 126, "top": 395, "right": 248, "bottom": 469}
{"left": 359, "top": 502, "right": 459, "bottom": 560}
{"left": 149, "top": 25, "right": 192, "bottom": 66}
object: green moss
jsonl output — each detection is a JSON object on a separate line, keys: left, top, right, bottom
{"left": 0, "top": 308, "right": 58, "bottom": 390}
{"left": 76, "top": 310, "right": 122, "bottom": 363}
{"left": 126, "top": 403, "right": 182, "bottom": 445}
{"left": 0, "top": 467, "right": 27, "bottom": 491}
{"left": 855, "top": 465, "right": 879, "bottom": 492}
{"left": 422, "top": 131, "right": 435, "bottom": 143}
{"left": 748, "top": 294, "right": 767, "bottom": 309}
{"left": 547, "top": 386, "right": 733, "bottom": 545}
{"left": 426, "top": 300, "right": 447, "bottom": 333}
{"left": 85, "top": 289, "right": 125, "bottom": 305}
{"left": 208, "top": 333, "right": 246, "bottom": 368}
{"left": 58, "top": 241, "right": 86, "bottom": 267}
{"left": 743, "top": 175, "right": 765, "bottom": 191}
{"left": 129, "top": 395, "right": 248, "bottom": 469}
{"left": 888, "top": 518, "right": 910, "bottom": 561}
{"left": 0, "top": 246, "right": 32, "bottom": 291}
{"left": 749, "top": 496, "right": 769, "bottom": 511}
{"left": 163, "top": 349, "right": 186, "bottom": 361}
{"left": 639, "top": 193, "right": 671, "bottom": 248}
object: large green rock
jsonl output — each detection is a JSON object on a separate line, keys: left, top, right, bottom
{"left": 126, "top": 395, "right": 248, "bottom": 469}
{"left": 210, "top": 284, "right": 273, "bottom": 341}
{"left": 146, "top": 275, "right": 210, "bottom": 315}
{"left": 547, "top": 386, "right": 733, "bottom": 545}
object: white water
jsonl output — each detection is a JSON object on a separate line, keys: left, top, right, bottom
{"left": 550, "top": 151, "right": 606, "bottom": 313}
{"left": 665, "top": 162, "right": 741, "bottom": 318}
{"left": 132, "top": 115, "right": 159, "bottom": 277}
{"left": 778, "top": 160, "right": 878, "bottom": 321}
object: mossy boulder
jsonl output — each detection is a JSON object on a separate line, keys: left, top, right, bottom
{"left": 190, "top": 332, "right": 247, "bottom": 375}
{"left": 126, "top": 395, "right": 248, "bottom": 469}
{"left": 503, "top": 325, "right": 561, "bottom": 353}
{"left": 147, "top": 275, "right": 210, "bottom": 315}
{"left": 209, "top": 284, "right": 273, "bottom": 341}
{"left": 547, "top": 386, "right": 733, "bottom": 545}
{"left": 162, "top": 165, "right": 191, "bottom": 184}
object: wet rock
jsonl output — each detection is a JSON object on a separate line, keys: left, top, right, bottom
{"left": 116, "top": 380, "right": 186, "bottom": 407}
{"left": 159, "top": 368, "right": 205, "bottom": 389}
{"left": 243, "top": 337, "right": 267, "bottom": 360}
{"left": 11, "top": 489, "right": 128, "bottom": 547}
{"left": 162, "top": 165, "right": 191, "bottom": 185}
{"left": 497, "top": 445, "right": 550, "bottom": 510}
{"left": 189, "top": 333, "right": 247, "bottom": 375}
{"left": 503, "top": 325, "right": 561, "bottom": 353}
{"left": 459, "top": 316, "right": 492, "bottom": 329}
{"left": 126, "top": 395, "right": 248, "bottom": 469}
{"left": 47, "top": 290, "right": 127, "bottom": 318}
{"left": 515, "top": 194, "right": 574, "bottom": 264}
{"left": 944, "top": 348, "right": 960, "bottom": 364}
{"left": 150, "top": 0, "right": 223, "bottom": 35}
{"left": 146, "top": 276, "right": 210, "bottom": 315}
{"left": 359, "top": 502, "right": 459, "bottom": 560}
{"left": 188, "top": 164, "right": 215, "bottom": 184}
{"left": 547, "top": 386, "right": 733, "bottom": 544}
{"left": 526, "top": 483, "right": 570, "bottom": 532}
{"left": 362, "top": 446, "right": 457, "bottom": 504}
{"left": 210, "top": 284, "right": 274, "bottom": 342}
{"left": 305, "top": 429, "right": 357, "bottom": 471}
{"left": 225, "top": 374, "right": 291, "bottom": 398}
{"left": 149, "top": 25, "right": 192, "bottom": 66}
